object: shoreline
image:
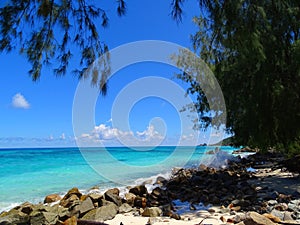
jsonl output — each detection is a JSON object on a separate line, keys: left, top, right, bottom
{"left": 1, "top": 151, "right": 300, "bottom": 225}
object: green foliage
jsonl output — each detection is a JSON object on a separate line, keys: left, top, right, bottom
{"left": 0, "top": 0, "right": 126, "bottom": 94}
{"left": 173, "top": 0, "right": 300, "bottom": 154}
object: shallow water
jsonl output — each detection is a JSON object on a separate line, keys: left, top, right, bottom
{"left": 0, "top": 146, "right": 237, "bottom": 212}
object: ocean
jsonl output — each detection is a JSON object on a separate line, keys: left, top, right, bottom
{"left": 0, "top": 146, "right": 238, "bottom": 212}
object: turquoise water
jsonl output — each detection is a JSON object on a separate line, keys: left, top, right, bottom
{"left": 0, "top": 146, "right": 237, "bottom": 212}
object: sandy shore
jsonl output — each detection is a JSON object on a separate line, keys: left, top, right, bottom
{"left": 106, "top": 211, "right": 228, "bottom": 225}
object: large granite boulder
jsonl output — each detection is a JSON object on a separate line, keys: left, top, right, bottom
{"left": 30, "top": 211, "right": 58, "bottom": 225}
{"left": 81, "top": 202, "right": 118, "bottom": 221}
{"left": 0, "top": 209, "right": 29, "bottom": 225}
{"left": 104, "top": 189, "right": 122, "bottom": 206}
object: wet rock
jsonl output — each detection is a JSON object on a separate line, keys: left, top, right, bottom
{"left": 141, "top": 207, "right": 162, "bottom": 217}
{"left": 0, "top": 209, "right": 29, "bottom": 225}
{"left": 44, "top": 194, "right": 62, "bottom": 204}
{"left": 129, "top": 185, "right": 148, "bottom": 197}
{"left": 81, "top": 202, "right": 118, "bottom": 221}
{"left": 118, "top": 203, "right": 133, "bottom": 213}
{"left": 155, "top": 176, "right": 167, "bottom": 185}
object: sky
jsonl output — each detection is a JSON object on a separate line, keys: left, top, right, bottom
{"left": 0, "top": 0, "right": 226, "bottom": 148}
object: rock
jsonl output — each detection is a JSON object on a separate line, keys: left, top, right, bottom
{"left": 274, "top": 203, "right": 288, "bottom": 211}
{"left": 0, "top": 209, "right": 29, "bottom": 225}
{"left": 88, "top": 193, "right": 103, "bottom": 202}
{"left": 78, "top": 197, "right": 95, "bottom": 216}
{"left": 14, "top": 202, "right": 34, "bottom": 215}
{"left": 141, "top": 207, "right": 162, "bottom": 217}
{"left": 63, "top": 187, "right": 82, "bottom": 199}
{"left": 81, "top": 202, "right": 118, "bottom": 221}
{"left": 198, "top": 164, "right": 208, "bottom": 171}
{"left": 170, "top": 213, "right": 181, "bottom": 220}
{"left": 60, "top": 194, "right": 80, "bottom": 208}
{"left": 125, "top": 193, "right": 136, "bottom": 206}
{"left": 271, "top": 209, "right": 285, "bottom": 220}
{"left": 245, "top": 211, "right": 276, "bottom": 225}
{"left": 129, "top": 185, "right": 148, "bottom": 197}
{"left": 288, "top": 201, "right": 300, "bottom": 212}
{"left": 231, "top": 206, "right": 241, "bottom": 212}
{"left": 104, "top": 189, "right": 122, "bottom": 206}
{"left": 134, "top": 196, "right": 147, "bottom": 208}
{"left": 283, "top": 211, "right": 294, "bottom": 221}
{"left": 263, "top": 213, "right": 282, "bottom": 223}
{"left": 155, "top": 176, "right": 167, "bottom": 185}
{"left": 44, "top": 194, "right": 62, "bottom": 204}
{"left": 63, "top": 216, "right": 77, "bottom": 225}
{"left": 30, "top": 211, "right": 58, "bottom": 225}
{"left": 119, "top": 203, "right": 133, "bottom": 213}
{"left": 267, "top": 200, "right": 278, "bottom": 206}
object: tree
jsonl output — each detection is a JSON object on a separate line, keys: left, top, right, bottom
{"left": 0, "top": 0, "right": 126, "bottom": 94}
{"left": 173, "top": 0, "right": 300, "bottom": 154}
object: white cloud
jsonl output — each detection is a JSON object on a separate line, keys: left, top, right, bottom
{"left": 76, "top": 124, "right": 164, "bottom": 146}
{"left": 12, "top": 93, "right": 30, "bottom": 109}
{"left": 60, "top": 133, "right": 66, "bottom": 140}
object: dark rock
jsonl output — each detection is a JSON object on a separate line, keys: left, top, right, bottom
{"left": 282, "top": 154, "right": 300, "bottom": 173}
{"left": 129, "top": 185, "right": 148, "bottom": 197}
{"left": 81, "top": 202, "right": 118, "bottom": 221}
{"left": 134, "top": 196, "right": 147, "bottom": 208}
{"left": 44, "top": 194, "right": 62, "bottom": 204}
{"left": 155, "top": 176, "right": 167, "bottom": 185}
{"left": 170, "top": 213, "right": 181, "bottom": 220}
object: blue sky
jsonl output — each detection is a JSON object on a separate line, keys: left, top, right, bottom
{"left": 0, "top": 0, "right": 226, "bottom": 148}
